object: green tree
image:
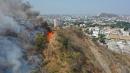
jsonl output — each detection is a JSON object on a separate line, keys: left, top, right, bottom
{"left": 124, "top": 27, "right": 129, "bottom": 31}
{"left": 98, "top": 34, "right": 106, "bottom": 44}
{"left": 35, "top": 33, "right": 47, "bottom": 50}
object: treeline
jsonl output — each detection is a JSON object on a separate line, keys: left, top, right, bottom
{"left": 110, "top": 21, "right": 130, "bottom": 30}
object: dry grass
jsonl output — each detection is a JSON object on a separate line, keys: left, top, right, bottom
{"left": 40, "top": 28, "right": 130, "bottom": 73}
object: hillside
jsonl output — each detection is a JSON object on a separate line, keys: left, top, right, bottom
{"left": 37, "top": 28, "right": 130, "bottom": 73}
{"left": 98, "top": 13, "right": 118, "bottom": 17}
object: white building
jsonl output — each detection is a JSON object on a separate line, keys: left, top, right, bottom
{"left": 53, "top": 19, "right": 59, "bottom": 28}
{"left": 120, "top": 29, "right": 129, "bottom": 36}
{"left": 89, "top": 27, "right": 100, "bottom": 38}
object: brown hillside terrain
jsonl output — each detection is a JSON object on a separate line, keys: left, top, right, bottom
{"left": 41, "top": 28, "right": 130, "bottom": 73}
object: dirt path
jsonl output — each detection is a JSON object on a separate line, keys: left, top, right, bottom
{"left": 84, "top": 39, "right": 112, "bottom": 73}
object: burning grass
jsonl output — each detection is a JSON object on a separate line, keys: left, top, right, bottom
{"left": 47, "top": 31, "right": 54, "bottom": 42}
{"left": 41, "top": 28, "right": 103, "bottom": 73}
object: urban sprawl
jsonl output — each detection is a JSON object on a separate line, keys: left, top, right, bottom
{"left": 44, "top": 13, "right": 130, "bottom": 54}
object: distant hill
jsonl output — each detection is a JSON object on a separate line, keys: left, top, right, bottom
{"left": 98, "top": 13, "right": 119, "bottom": 17}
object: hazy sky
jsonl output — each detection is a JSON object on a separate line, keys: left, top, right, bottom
{"left": 29, "top": 0, "right": 130, "bottom": 15}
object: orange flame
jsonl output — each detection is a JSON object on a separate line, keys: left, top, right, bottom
{"left": 47, "top": 32, "right": 54, "bottom": 42}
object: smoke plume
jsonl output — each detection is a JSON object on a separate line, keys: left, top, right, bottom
{"left": 0, "top": 0, "right": 41, "bottom": 73}
{"left": 0, "top": 37, "right": 29, "bottom": 73}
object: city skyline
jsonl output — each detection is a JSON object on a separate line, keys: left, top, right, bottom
{"left": 29, "top": 0, "right": 130, "bottom": 15}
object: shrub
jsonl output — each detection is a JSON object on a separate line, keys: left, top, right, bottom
{"left": 35, "top": 33, "right": 47, "bottom": 50}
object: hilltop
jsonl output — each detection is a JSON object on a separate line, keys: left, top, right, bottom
{"left": 35, "top": 27, "right": 130, "bottom": 73}
{"left": 98, "top": 13, "right": 119, "bottom": 17}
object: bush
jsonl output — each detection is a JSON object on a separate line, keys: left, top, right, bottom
{"left": 35, "top": 33, "right": 47, "bottom": 50}
{"left": 98, "top": 34, "right": 106, "bottom": 44}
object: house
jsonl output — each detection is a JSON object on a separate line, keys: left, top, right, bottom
{"left": 89, "top": 27, "right": 100, "bottom": 38}
{"left": 120, "top": 29, "right": 129, "bottom": 36}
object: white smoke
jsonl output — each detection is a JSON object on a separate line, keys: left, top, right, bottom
{"left": 0, "top": 0, "right": 31, "bottom": 33}
{"left": 0, "top": 37, "right": 23, "bottom": 73}
{"left": 0, "top": 12, "right": 21, "bottom": 33}
{"left": 0, "top": 0, "right": 40, "bottom": 73}
{"left": 0, "top": 0, "right": 27, "bottom": 18}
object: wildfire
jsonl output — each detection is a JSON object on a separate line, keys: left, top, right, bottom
{"left": 47, "top": 31, "right": 54, "bottom": 42}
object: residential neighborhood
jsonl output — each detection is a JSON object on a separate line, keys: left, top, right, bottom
{"left": 44, "top": 13, "right": 130, "bottom": 55}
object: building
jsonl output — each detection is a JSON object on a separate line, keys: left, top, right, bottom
{"left": 89, "top": 27, "right": 100, "bottom": 38}
{"left": 120, "top": 29, "right": 130, "bottom": 36}
{"left": 53, "top": 19, "right": 60, "bottom": 28}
